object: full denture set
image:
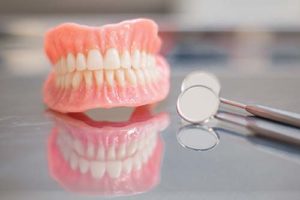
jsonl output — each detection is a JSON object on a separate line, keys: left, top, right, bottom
{"left": 48, "top": 107, "right": 169, "bottom": 195}
{"left": 43, "top": 19, "right": 170, "bottom": 113}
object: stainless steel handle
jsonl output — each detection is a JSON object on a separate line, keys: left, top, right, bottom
{"left": 246, "top": 105, "right": 300, "bottom": 128}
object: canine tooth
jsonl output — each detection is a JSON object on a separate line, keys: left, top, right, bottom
{"left": 73, "top": 138, "right": 84, "bottom": 155}
{"left": 83, "top": 71, "right": 93, "bottom": 87}
{"left": 94, "top": 70, "right": 103, "bottom": 86}
{"left": 97, "top": 146, "right": 105, "bottom": 160}
{"left": 76, "top": 53, "right": 86, "bottom": 71}
{"left": 135, "top": 69, "right": 145, "bottom": 85}
{"left": 125, "top": 69, "right": 137, "bottom": 86}
{"left": 90, "top": 161, "right": 105, "bottom": 179}
{"left": 106, "top": 161, "right": 122, "bottom": 178}
{"left": 66, "top": 53, "right": 76, "bottom": 72}
{"left": 87, "top": 49, "right": 103, "bottom": 70}
{"left": 87, "top": 142, "right": 95, "bottom": 159}
{"left": 107, "top": 146, "right": 116, "bottom": 160}
{"left": 104, "top": 48, "right": 120, "bottom": 69}
{"left": 117, "top": 143, "right": 126, "bottom": 159}
{"left": 70, "top": 152, "right": 78, "bottom": 170}
{"left": 120, "top": 50, "right": 131, "bottom": 68}
{"left": 140, "top": 51, "right": 147, "bottom": 68}
{"left": 72, "top": 71, "right": 82, "bottom": 89}
{"left": 132, "top": 49, "right": 141, "bottom": 69}
{"left": 105, "top": 70, "right": 115, "bottom": 87}
{"left": 115, "top": 69, "right": 125, "bottom": 87}
{"left": 79, "top": 158, "right": 89, "bottom": 174}
{"left": 60, "top": 58, "right": 67, "bottom": 74}
{"left": 133, "top": 153, "right": 142, "bottom": 171}
{"left": 122, "top": 158, "right": 132, "bottom": 174}
{"left": 127, "top": 140, "right": 137, "bottom": 156}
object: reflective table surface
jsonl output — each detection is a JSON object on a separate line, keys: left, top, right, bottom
{"left": 1, "top": 17, "right": 300, "bottom": 199}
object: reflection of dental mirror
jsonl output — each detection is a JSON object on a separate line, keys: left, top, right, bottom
{"left": 181, "top": 71, "right": 221, "bottom": 95}
{"left": 177, "top": 124, "right": 219, "bottom": 151}
{"left": 177, "top": 71, "right": 300, "bottom": 127}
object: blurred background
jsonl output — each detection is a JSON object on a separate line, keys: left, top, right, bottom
{"left": 1, "top": 0, "right": 300, "bottom": 76}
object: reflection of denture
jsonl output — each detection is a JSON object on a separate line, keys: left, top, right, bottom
{"left": 47, "top": 107, "right": 169, "bottom": 196}
{"left": 43, "top": 19, "right": 170, "bottom": 112}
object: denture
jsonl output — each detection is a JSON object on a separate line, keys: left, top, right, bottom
{"left": 43, "top": 19, "right": 170, "bottom": 113}
{"left": 47, "top": 106, "right": 169, "bottom": 196}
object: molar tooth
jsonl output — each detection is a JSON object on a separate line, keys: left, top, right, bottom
{"left": 135, "top": 69, "right": 145, "bottom": 85}
{"left": 120, "top": 50, "right": 131, "bottom": 68}
{"left": 115, "top": 69, "right": 125, "bottom": 87}
{"left": 76, "top": 53, "right": 86, "bottom": 71}
{"left": 90, "top": 161, "right": 105, "bottom": 179}
{"left": 66, "top": 53, "right": 76, "bottom": 72}
{"left": 87, "top": 49, "right": 103, "bottom": 70}
{"left": 105, "top": 70, "right": 115, "bottom": 87}
{"left": 104, "top": 48, "right": 120, "bottom": 69}
{"left": 94, "top": 70, "right": 104, "bottom": 86}
{"left": 72, "top": 71, "right": 82, "bottom": 89}
{"left": 79, "top": 158, "right": 89, "bottom": 174}
{"left": 83, "top": 71, "right": 93, "bottom": 87}
{"left": 125, "top": 69, "right": 137, "bottom": 86}
{"left": 106, "top": 161, "right": 122, "bottom": 178}
{"left": 132, "top": 49, "right": 141, "bottom": 69}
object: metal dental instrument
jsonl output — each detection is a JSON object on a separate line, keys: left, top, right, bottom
{"left": 178, "top": 71, "right": 300, "bottom": 128}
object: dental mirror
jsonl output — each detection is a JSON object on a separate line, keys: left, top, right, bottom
{"left": 177, "top": 124, "right": 219, "bottom": 151}
{"left": 176, "top": 85, "right": 220, "bottom": 124}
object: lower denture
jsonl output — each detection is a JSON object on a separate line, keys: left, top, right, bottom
{"left": 43, "top": 19, "right": 170, "bottom": 113}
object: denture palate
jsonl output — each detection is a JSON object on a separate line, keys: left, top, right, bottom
{"left": 54, "top": 48, "right": 159, "bottom": 89}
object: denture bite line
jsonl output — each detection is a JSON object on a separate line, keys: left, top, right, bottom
{"left": 54, "top": 48, "right": 160, "bottom": 89}
{"left": 56, "top": 129, "right": 158, "bottom": 179}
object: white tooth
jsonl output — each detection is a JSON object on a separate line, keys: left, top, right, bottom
{"left": 66, "top": 53, "right": 76, "bottom": 72}
{"left": 70, "top": 152, "right": 78, "bottom": 170}
{"left": 94, "top": 70, "right": 104, "bottom": 86}
{"left": 55, "top": 76, "right": 60, "bottom": 88}
{"left": 83, "top": 71, "right": 93, "bottom": 87}
{"left": 64, "top": 73, "right": 73, "bottom": 88}
{"left": 60, "top": 76, "right": 66, "bottom": 89}
{"left": 135, "top": 69, "right": 145, "bottom": 85}
{"left": 97, "top": 146, "right": 105, "bottom": 160}
{"left": 143, "top": 68, "right": 151, "bottom": 83}
{"left": 120, "top": 50, "right": 131, "bottom": 68}
{"left": 127, "top": 140, "right": 137, "bottom": 156}
{"left": 79, "top": 158, "right": 89, "bottom": 174}
{"left": 117, "top": 143, "right": 126, "bottom": 159}
{"left": 87, "top": 49, "right": 103, "bottom": 70}
{"left": 148, "top": 55, "right": 155, "bottom": 68}
{"left": 107, "top": 145, "right": 116, "bottom": 160}
{"left": 87, "top": 142, "right": 95, "bottom": 159}
{"left": 76, "top": 53, "right": 86, "bottom": 71}
{"left": 73, "top": 139, "right": 84, "bottom": 156}
{"left": 105, "top": 70, "right": 115, "bottom": 87}
{"left": 60, "top": 58, "right": 67, "bottom": 74}
{"left": 90, "top": 161, "right": 105, "bottom": 179}
{"left": 140, "top": 51, "right": 147, "bottom": 68}
{"left": 106, "top": 161, "right": 122, "bottom": 178}
{"left": 115, "top": 69, "right": 125, "bottom": 87}
{"left": 72, "top": 71, "right": 82, "bottom": 89}
{"left": 138, "top": 136, "right": 146, "bottom": 150}
{"left": 122, "top": 158, "right": 132, "bottom": 174}
{"left": 133, "top": 153, "right": 142, "bottom": 171}
{"left": 142, "top": 148, "right": 148, "bottom": 164}
{"left": 150, "top": 68, "right": 157, "bottom": 81}
{"left": 104, "top": 48, "right": 120, "bottom": 69}
{"left": 132, "top": 49, "right": 141, "bottom": 69}
{"left": 125, "top": 69, "right": 137, "bottom": 86}
{"left": 54, "top": 61, "right": 60, "bottom": 74}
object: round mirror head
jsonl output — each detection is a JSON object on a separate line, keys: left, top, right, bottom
{"left": 177, "top": 125, "right": 219, "bottom": 151}
{"left": 181, "top": 71, "right": 221, "bottom": 95}
{"left": 177, "top": 85, "right": 220, "bottom": 124}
